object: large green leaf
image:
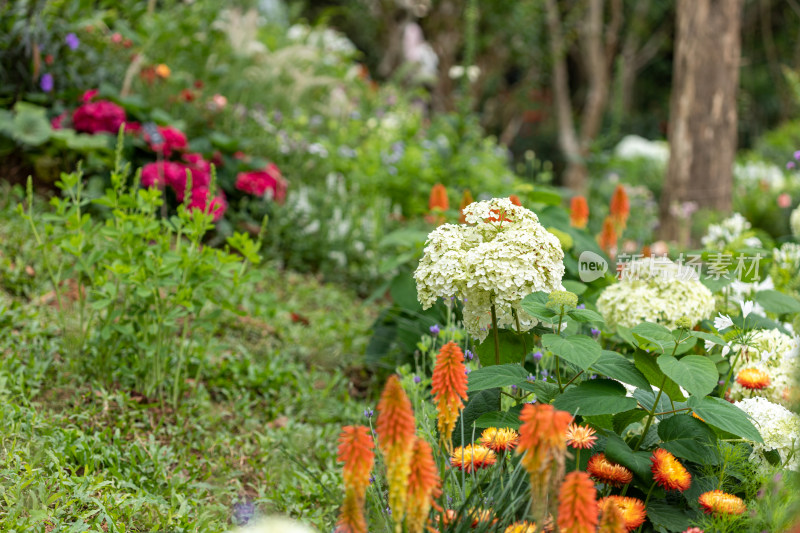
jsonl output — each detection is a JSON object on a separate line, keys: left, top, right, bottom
{"left": 552, "top": 379, "right": 637, "bottom": 416}
{"left": 687, "top": 396, "right": 763, "bottom": 442}
{"left": 658, "top": 414, "right": 717, "bottom": 443}
{"left": 541, "top": 334, "right": 601, "bottom": 371}
{"left": 661, "top": 439, "right": 721, "bottom": 465}
{"left": 633, "top": 352, "right": 686, "bottom": 402}
{"left": 604, "top": 433, "right": 652, "bottom": 481}
{"left": 517, "top": 380, "right": 560, "bottom": 404}
{"left": 567, "top": 308, "right": 604, "bottom": 324}
{"left": 688, "top": 330, "right": 726, "bottom": 347}
{"left": 613, "top": 409, "right": 648, "bottom": 434}
{"left": 475, "top": 329, "right": 529, "bottom": 366}
{"left": 453, "top": 389, "right": 501, "bottom": 447}
{"left": 474, "top": 406, "right": 523, "bottom": 430}
{"left": 467, "top": 364, "right": 529, "bottom": 392}
{"left": 755, "top": 290, "right": 800, "bottom": 314}
{"left": 646, "top": 501, "right": 691, "bottom": 532}
{"left": 561, "top": 280, "right": 587, "bottom": 295}
{"left": 520, "top": 292, "right": 557, "bottom": 322}
{"left": 657, "top": 354, "right": 719, "bottom": 397}
{"left": 631, "top": 322, "right": 674, "bottom": 353}
{"left": 591, "top": 351, "right": 651, "bottom": 390}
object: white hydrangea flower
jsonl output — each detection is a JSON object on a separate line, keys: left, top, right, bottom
{"left": 414, "top": 198, "right": 565, "bottom": 342}
{"left": 701, "top": 213, "right": 762, "bottom": 250}
{"left": 734, "top": 397, "right": 800, "bottom": 471}
{"left": 729, "top": 328, "right": 800, "bottom": 407}
{"left": 773, "top": 242, "right": 800, "bottom": 272}
{"left": 596, "top": 257, "right": 715, "bottom": 330}
{"left": 791, "top": 205, "right": 800, "bottom": 238}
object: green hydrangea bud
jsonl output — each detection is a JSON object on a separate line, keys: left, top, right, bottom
{"left": 675, "top": 316, "right": 693, "bottom": 330}
{"left": 546, "top": 290, "right": 578, "bottom": 312}
{"left": 547, "top": 227, "right": 573, "bottom": 251}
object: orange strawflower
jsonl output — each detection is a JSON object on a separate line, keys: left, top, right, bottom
{"left": 505, "top": 521, "right": 538, "bottom": 533}
{"left": 598, "top": 496, "right": 646, "bottom": 531}
{"left": 479, "top": 427, "right": 519, "bottom": 452}
{"left": 566, "top": 424, "right": 597, "bottom": 449}
{"left": 376, "top": 375, "right": 417, "bottom": 526}
{"left": 736, "top": 368, "right": 771, "bottom": 390}
{"left": 597, "top": 497, "right": 627, "bottom": 533}
{"left": 459, "top": 189, "right": 474, "bottom": 223}
{"left": 570, "top": 196, "right": 589, "bottom": 229}
{"left": 517, "top": 403, "right": 573, "bottom": 524}
{"left": 698, "top": 490, "right": 746, "bottom": 515}
{"left": 650, "top": 448, "right": 691, "bottom": 492}
{"left": 598, "top": 216, "right": 618, "bottom": 256}
{"left": 450, "top": 444, "right": 497, "bottom": 472}
{"left": 155, "top": 63, "right": 171, "bottom": 79}
{"left": 587, "top": 453, "right": 633, "bottom": 487}
{"left": 509, "top": 194, "right": 523, "bottom": 206}
{"left": 431, "top": 342, "right": 468, "bottom": 451}
{"left": 336, "top": 426, "right": 374, "bottom": 533}
{"left": 557, "top": 471, "right": 598, "bottom": 533}
{"left": 609, "top": 185, "right": 630, "bottom": 229}
{"left": 405, "top": 437, "right": 440, "bottom": 533}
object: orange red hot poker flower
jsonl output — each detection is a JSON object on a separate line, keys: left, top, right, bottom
{"left": 609, "top": 184, "right": 630, "bottom": 229}
{"left": 431, "top": 342, "right": 468, "bottom": 450}
{"left": 405, "top": 437, "right": 440, "bottom": 533}
{"left": 650, "top": 448, "right": 691, "bottom": 492}
{"left": 336, "top": 426, "right": 374, "bottom": 533}
{"left": 570, "top": 196, "right": 589, "bottom": 229}
{"left": 557, "top": 471, "right": 598, "bottom": 533}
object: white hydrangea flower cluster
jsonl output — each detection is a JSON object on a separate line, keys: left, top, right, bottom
{"left": 729, "top": 328, "right": 799, "bottom": 407}
{"left": 734, "top": 397, "right": 800, "bottom": 471}
{"left": 596, "top": 258, "right": 715, "bottom": 330}
{"left": 414, "top": 198, "right": 565, "bottom": 342}
{"left": 791, "top": 205, "right": 800, "bottom": 238}
{"left": 701, "top": 213, "right": 762, "bottom": 250}
{"left": 773, "top": 243, "right": 800, "bottom": 272}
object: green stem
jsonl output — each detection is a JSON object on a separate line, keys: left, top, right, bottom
{"left": 634, "top": 374, "right": 667, "bottom": 452}
{"left": 575, "top": 448, "right": 581, "bottom": 472}
{"left": 719, "top": 346, "right": 744, "bottom": 398}
{"left": 490, "top": 303, "right": 500, "bottom": 366}
{"left": 513, "top": 309, "right": 528, "bottom": 364}
{"left": 636, "top": 481, "right": 658, "bottom": 533}
{"left": 555, "top": 309, "right": 565, "bottom": 391}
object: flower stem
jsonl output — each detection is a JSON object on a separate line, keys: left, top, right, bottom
{"left": 555, "top": 309, "right": 565, "bottom": 391}
{"left": 491, "top": 303, "right": 500, "bottom": 366}
{"left": 575, "top": 448, "right": 581, "bottom": 471}
{"left": 636, "top": 481, "right": 658, "bottom": 533}
{"left": 634, "top": 374, "right": 667, "bottom": 452}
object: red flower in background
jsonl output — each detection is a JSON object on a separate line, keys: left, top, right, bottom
{"left": 81, "top": 89, "right": 99, "bottom": 103}
{"left": 235, "top": 163, "right": 287, "bottom": 202}
{"left": 72, "top": 100, "right": 126, "bottom": 134}
{"left": 145, "top": 125, "right": 188, "bottom": 157}
{"left": 141, "top": 161, "right": 186, "bottom": 189}
{"left": 188, "top": 187, "right": 227, "bottom": 221}
{"left": 51, "top": 112, "right": 69, "bottom": 130}
{"left": 124, "top": 122, "right": 142, "bottom": 135}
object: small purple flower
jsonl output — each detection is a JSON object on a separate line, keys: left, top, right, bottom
{"left": 40, "top": 73, "right": 53, "bottom": 92}
{"left": 590, "top": 374, "right": 597, "bottom": 380}
{"left": 541, "top": 369, "right": 549, "bottom": 378}
{"left": 794, "top": 150, "right": 800, "bottom": 160}
{"left": 363, "top": 407, "right": 374, "bottom": 418}
{"left": 465, "top": 368, "right": 471, "bottom": 375}
{"left": 510, "top": 384, "right": 517, "bottom": 391}
{"left": 386, "top": 507, "right": 392, "bottom": 515}
{"left": 65, "top": 32, "right": 80, "bottom": 50}
{"left": 413, "top": 375, "right": 421, "bottom": 384}
{"left": 788, "top": 161, "right": 796, "bottom": 170}
{"left": 527, "top": 374, "right": 536, "bottom": 382}
{"left": 232, "top": 501, "right": 255, "bottom": 525}
{"left": 718, "top": 380, "right": 725, "bottom": 385}
{"left": 591, "top": 328, "right": 601, "bottom": 337}
{"left": 533, "top": 351, "right": 543, "bottom": 362}
{"left": 465, "top": 349, "right": 474, "bottom": 361}
{"left": 429, "top": 324, "right": 440, "bottom": 336}
{"left": 577, "top": 304, "right": 586, "bottom": 310}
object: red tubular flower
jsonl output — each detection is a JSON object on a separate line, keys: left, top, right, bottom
{"left": 587, "top": 453, "right": 633, "bottom": 487}
{"left": 598, "top": 496, "right": 646, "bottom": 531}
{"left": 570, "top": 196, "right": 589, "bottom": 229}
{"left": 336, "top": 426, "right": 374, "bottom": 533}
{"left": 609, "top": 185, "right": 630, "bottom": 229}
{"left": 431, "top": 342, "right": 468, "bottom": 450}
{"left": 376, "top": 375, "right": 417, "bottom": 526}
{"left": 557, "top": 471, "right": 598, "bottom": 533}
{"left": 698, "top": 490, "right": 746, "bottom": 516}
{"left": 405, "top": 437, "right": 440, "bottom": 533}
{"left": 650, "top": 448, "right": 691, "bottom": 492}
{"left": 459, "top": 189, "right": 474, "bottom": 223}
{"left": 598, "top": 216, "right": 618, "bottom": 256}
{"left": 428, "top": 183, "right": 449, "bottom": 211}
{"left": 509, "top": 194, "right": 523, "bottom": 206}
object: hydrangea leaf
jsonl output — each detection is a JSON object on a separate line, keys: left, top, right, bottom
{"left": 687, "top": 396, "right": 763, "bottom": 443}
{"left": 541, "top": 334, "right": 601, "bottom": 371}
{"left": 552, "top": 379, "right": 637, "bottom": 416}
{"left": 633, "top": 351, "right": 687, "bottom": 402}
{"left": 657, "top": 354, "right": 718, "bottom": 397}
{"left": 591, "top": 350, "right": 651, "bottom": 390}
{"left": 467, "top": 364, "right": 529, "bottom": 392}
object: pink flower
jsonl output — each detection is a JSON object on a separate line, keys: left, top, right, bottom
{"left": 51, "top": 112, "right": 69, "bottom": 130}
{"left": 81, "top": 89, "right": 99, "bottom": 103}
{"left": 188, "top": 187, "right": 227, "bottom": 221}
{"left": 778, "top": 193, "right": 792, "bottom": 208}
{"left": 234, "top": 163, "right": 287, "bottom": 203}
{"left": 141, "top": 161, "right": 186, "bottom": 189}
{"left": 72, "top": 100, "right": 127, "bottom": 134}
{"left": 124, "top": 122, "right": 142, "bottom": 135}
{"left": 145, "top": 126, "right": 188, "bottom": 157}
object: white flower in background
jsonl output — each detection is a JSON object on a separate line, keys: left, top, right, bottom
{"left": 726, "top": 276, "right": 773, "bottom": 316}
{"left": 741, "top": 300, "right": 754, "bottom": 318}
{"left": 791, "top": 205, "right": 800, "bottom": 238}
{"left": 596, "top": 257, "right": 715, "bottom": 330}
{"left": 701, "top": 212, "right": 762, "bottom": 250}
{"left": 402, "top": 22, "right": 438, "bottom": 83}
{"left": 614, "top": 135, "right": 670, "bottom": 165}
{"left": 729, "top": 328, "right": 800, "bottom": 407}
{"left": 734, "top": 397, "right": 800, "bottom": 471}
{"left": 734, "top": 160, "right": 786, "bottom": 190}
{"left": 773, "top": 243, "right": 800, "bottom": 272}
{"left": 714, "top": 314, "right": 734, "bottom": 331}
{"left": 415, "top": 198, "right": 565, "bottom": 342}
{"left": 230, "top": 516, "right": 317, "bottom": 533}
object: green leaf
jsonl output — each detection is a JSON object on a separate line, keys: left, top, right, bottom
{"left": 475, "top": 329, "right": 529, "bottom": 366}
{"left": 467, "top": 364, "right": 529, "bottom": 393}
{"left": 567, "top": 308, "right": 604, "bottom": 324}
{"left": 613, "top": 409, "right": 648, "bottom": 434}
{"left": 518, "top": 380, "right": 560, "bottom": 404}
{"left": 658, "top": 414, "right": 717, "bottom": 443}
{"left": 604, "top": 433, "right": 652, "bottom": 481}
{"left": 591, "top": 351, "right": 651, "bottom": 390}
{"left": 689, "top": 330, "right": 727, "bottom": 346}
{"left": 582, "top": 414, "right": 614, "bottom": 431}
{"left": 631, "top": 322, "right": 674, "bottom": 353}
{"left": 616, "top": 325, "right": 637, "bottom": 347}
{"left": 561, "top": 280, "right": 587, "bottom": 295}
{"left": 657, "top": 354, "right": 719, "bottom": 397}
{"left": 520, "top": 292, "right": 557, "bottom": 322}
{"left": 755, "top": 290, "right": 800, "bottom": 314}
{"left": 541, "top": 334, "right": 601, "bottom": 371}
{"left": 474, "top": 406, "right": 523, "bottom": 430}
{"left": 453, "top": 389, "right": 501, "bottom": 447}
{"left": 552, "top": 379, "right": 637, "bottom": 416}
{"left": 646, "top": 501, "right": 690, "bottom": 532}
{"left": 687, "top": 396, "right": 763, "bottom": 442}
{"left": 661, "top": 439, "right": 721, "bottom": 465}
{"left": 633, "top": 352, "right": 686, "bottom": 402}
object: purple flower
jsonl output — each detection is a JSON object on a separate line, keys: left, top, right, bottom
{"left": 577, "top": 304, "right": 585, "bottom": 310}
{"left": 794, "top": 150, "right": 800, "bottom": 160}
{"left": 232, "top": 501, "right": 255, "bottom": 525}
{"left": 788, "top": 161, "right": 796, "bottom": 170}
{"left": 718, "top": 380, "right": 725, "bottom": 385}
{"left": 591, "top": 328, "right": 601, "bottom": 337}
{"left": 429, "top": 324, "right": 440, "bottom": 336}
{"left": 65, "top": 32, "right": 80, "bottom": 50}
{"left": 465, "top": 368, "right": 471, "bottom": 375}
{"left": 413, "top": 375, "right": 421, "bottom": 384}
{"left": 527, "top": 374, "right": 536, "bottom": 382}
{"left": 40, "top": 73, "right": 53, "bottom": 92}
{"left": 533, "top": 351, "right": 543, "bottom": 362}
{"left": 541, "top": 369, "right": 549, "bottom": 378}
{"left": 510, "top": 384, "right": 517, "bottom": 390}
{"left": 363, "top": 407, "right": 374, "bottom": 418}
{"left": 464, "top": 349, "right": 474, "bottom": 361}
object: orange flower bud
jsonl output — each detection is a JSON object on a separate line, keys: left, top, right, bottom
{"left": 570, "top": 196, "right": 589, "bottom": 229}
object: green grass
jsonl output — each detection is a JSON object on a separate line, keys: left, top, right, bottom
{"left": 0, "top": 187, "right": 379, "bottom": 532}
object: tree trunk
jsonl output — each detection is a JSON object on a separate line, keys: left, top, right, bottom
{"left": 659, "top": 0, "right": 742, "bottom": 243}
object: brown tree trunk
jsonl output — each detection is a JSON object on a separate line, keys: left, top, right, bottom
{"left": 659, "top": 0, "right": 742, "bottom": 243}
